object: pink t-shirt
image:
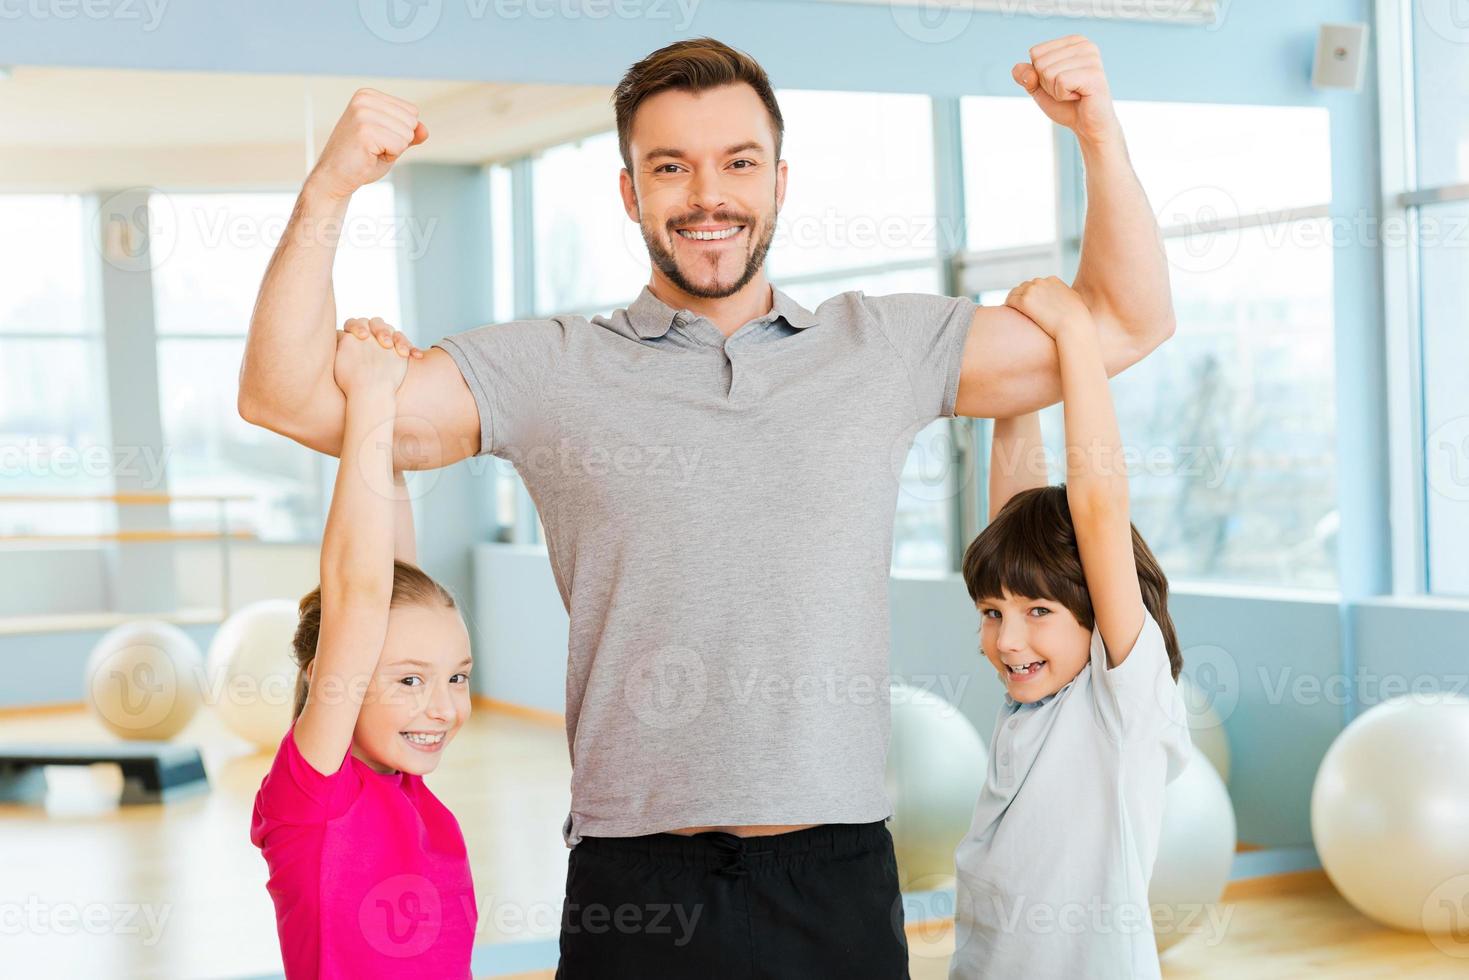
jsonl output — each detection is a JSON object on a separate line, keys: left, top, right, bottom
{"left": 249, "top": 724, "right": 477, "bottom": 979}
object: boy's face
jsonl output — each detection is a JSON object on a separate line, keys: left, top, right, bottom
{"left": 976, "top": 590, "right": 1091, "bottom": 703}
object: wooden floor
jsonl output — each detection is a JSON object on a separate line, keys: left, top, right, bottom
{"left": 1, "top": 705, "right": 1462, "bottom": 978}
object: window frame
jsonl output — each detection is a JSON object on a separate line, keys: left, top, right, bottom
{"left": 1376, "top": 0, "right": 1469, "bottom": 596}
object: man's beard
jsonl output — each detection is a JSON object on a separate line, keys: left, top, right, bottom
{"left": 639, "top": 202, "right": 777, "bottom": 300}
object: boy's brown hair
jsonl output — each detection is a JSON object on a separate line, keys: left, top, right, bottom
{"left": 960, "top": 485, "right": 1183, "bottom": 681}
{"left": 612, "top": 36, "right": 784, "bottom": 174}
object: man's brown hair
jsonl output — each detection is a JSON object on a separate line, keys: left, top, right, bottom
{"left": 612, "top": 36, "right": 784, "bottom": 174}
{"left": 961, "top": 485, "right": 1183, "bottom": 681}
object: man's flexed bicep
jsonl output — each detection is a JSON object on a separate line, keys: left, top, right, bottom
{"left": 248, "top": 343, "right": 481, "bottom": 471}
{"left": 952, "top": 301, "right": 1162, "bottom": 420}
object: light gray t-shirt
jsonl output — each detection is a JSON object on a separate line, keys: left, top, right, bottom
{"left": 949, "top": 608, "right": 1192, "bottom": 980}
{"left": 434, "top": 283, "right": 977, "bottom": 847}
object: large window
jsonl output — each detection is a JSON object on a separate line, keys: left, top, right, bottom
{"left": 532, "top": 131, "right": 648, "bottom": 317}
{"left": 0, "top": 195, "right": 112, "bottom": 539}
{"left": 769, "top": 90, "right": 939, "bottom": 279}
{"left": 771, "top": 90, "right": 949, "bottom": 574}
{"left": 961, "top": 100, "right": 1337, "bottom": 588}
{"left": 1039, "top": 102, "right": 1337, "bottom": 589}
{"left": 150, "top": 183, "right": 402, "bottom": 541}
{"left": 961, "top": 97, "right": 1057, "bottom": 252}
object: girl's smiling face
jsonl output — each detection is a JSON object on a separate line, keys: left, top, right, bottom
{"left": 349, "top": 603, "right": 473, "bottom": 775}
{"left": 977, "top": 590, "right": 1092, "bottom": 703}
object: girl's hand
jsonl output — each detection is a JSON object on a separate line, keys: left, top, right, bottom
{"left": 1004, "top": 276, "right": 1095, "bottom": 341}
{"left": 333, "top": 319, "right": 409, "bottom": 397}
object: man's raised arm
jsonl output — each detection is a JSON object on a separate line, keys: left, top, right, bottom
{"left": 237, "top": 89, "right": 479, "bottom": 470}
{"left": 954, "top": 36, "right": 1175, "bottom": 420}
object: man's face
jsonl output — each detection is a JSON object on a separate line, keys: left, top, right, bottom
{"left": 620, "top": 83, "right": 786, "bottom": 299}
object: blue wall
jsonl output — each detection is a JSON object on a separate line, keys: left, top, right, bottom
{"left": 1, "top": 0, "right": 1365, "bottom": 104}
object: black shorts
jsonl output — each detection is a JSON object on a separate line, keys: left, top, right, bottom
{"left": 556, "top": 820, "right": 910, "bottom": 979}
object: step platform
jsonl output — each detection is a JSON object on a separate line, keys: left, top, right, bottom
{"left": 0, "top": 742, "right": 209, "bottom": 805}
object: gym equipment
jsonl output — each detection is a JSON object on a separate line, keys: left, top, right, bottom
{"left": 206, "top": 598, "right": 300, "bottom": 751}
{"left": 84, "top": 620, "right": 204, "bottom": 740}
{"left": 1311, "top": 693, "right": 1469, "bottom": 935}
{"left": 1179, "top": 674, "right": 1231, "bottom": 781}
{"left": 1151, "top": 743, "right": 1237, "bottom": 952}
{"left": 0, "top": 742, "right": 208, "bottom": 805}
{"left": 886, "top": 684, "right": 988, "bottom": 890}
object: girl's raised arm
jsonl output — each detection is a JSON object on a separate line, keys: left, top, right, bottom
{"left": 1004, "top": 277, "right": 1145, "bottom": 668}
{"left": 292, "top": 326, "right": 408, "bottom": 776}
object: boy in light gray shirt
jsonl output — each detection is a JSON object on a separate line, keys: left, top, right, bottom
{"left": 950, "top": 276, "right": 1191, "bottom": 979}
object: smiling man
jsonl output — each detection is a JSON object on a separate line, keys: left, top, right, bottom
{"left": 239, "top": 35, "right": 1173, "bottom": 978}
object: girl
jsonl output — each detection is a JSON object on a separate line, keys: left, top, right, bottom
{"left": 250, "top": 322, "right": 477, "bottom": 979}
{"left": 949, "top": 277, "right": 1192, "bottom": 979}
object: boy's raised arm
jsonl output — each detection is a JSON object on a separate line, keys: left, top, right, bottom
{"left": 987, "top": 413, "right": 1048, "bottom": 523}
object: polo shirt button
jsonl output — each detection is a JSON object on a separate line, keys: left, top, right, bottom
{"left": 999, "top": 753, "right": 1010, "bottom": 765}
{"left": 1008, "top": 718, "right": 1019, "bottom": 729}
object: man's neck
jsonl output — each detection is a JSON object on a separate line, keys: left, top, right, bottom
{"left": 647, "top": 272, "right": 774, "bottom": 339}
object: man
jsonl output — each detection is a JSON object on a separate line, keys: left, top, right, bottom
{"left": 239, "top": 35, "right": 1172, "bottom": 978}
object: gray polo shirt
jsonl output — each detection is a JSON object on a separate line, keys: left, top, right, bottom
{"left": 434, "top": 283, "right": 978, "bottom": 847}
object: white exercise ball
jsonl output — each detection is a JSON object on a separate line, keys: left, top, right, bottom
{"left": 1150, "top": 743, "right": 1237, "bottom": 952}
{"left": 886, "top": 684, "right": 988, "bottom": 890}
{"left": 85, "top": 621, "right": 204, "bottom": 740}
{"left": 1179, "top": 674, "right": 1231, "bottom": 782}
{"left": 1311, "top": 693, "right": 1469, "bottom": 935}
{"left": 207, "top": 598, "right": 301, "bottom": 750}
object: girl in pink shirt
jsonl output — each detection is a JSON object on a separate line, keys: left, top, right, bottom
{"left": 250, "top": 323, "right": 477, "bottom": 979}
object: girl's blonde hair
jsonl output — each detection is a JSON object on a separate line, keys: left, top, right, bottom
{"left": 960, "top": 485, "right": 1182, "bottom": 681}
{"left": 290, "top": 560, "right": 459, "bottom": 719}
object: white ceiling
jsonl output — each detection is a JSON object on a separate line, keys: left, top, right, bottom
{"left": 0, "top": 65, "right": 615, "bottom": 190}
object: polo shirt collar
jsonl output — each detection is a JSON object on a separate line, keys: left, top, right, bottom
{"left": 627, "top": 283, "right": 819, "bottom": 340}
{"left": 1004, "top": 665, "right": 1089, "bottom": 710}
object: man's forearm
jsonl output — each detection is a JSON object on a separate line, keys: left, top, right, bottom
{"left": 1070, "top": 137, "right": 1175, "bottom": 346}
{"left": 238, "top": 181, "right": 351, "bottom": 420}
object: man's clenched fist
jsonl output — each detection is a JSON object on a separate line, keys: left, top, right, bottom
{"left": 307, "top": 88, "right": 428, "bottom": 202}
{"left": 1012, "top": 35, "right": 1120, "bottom": 147}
